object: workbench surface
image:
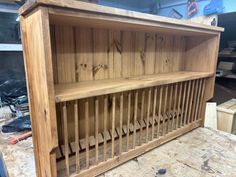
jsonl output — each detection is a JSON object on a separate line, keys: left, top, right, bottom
{"left": 1, "top": 127, "right": 236, "bottom": 177}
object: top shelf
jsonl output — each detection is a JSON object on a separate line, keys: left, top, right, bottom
{"left": 20, "top": 0, "right": 223, "bottom": 36}
{"left": 54, "top": 71, "right": 213, "bottom": 103}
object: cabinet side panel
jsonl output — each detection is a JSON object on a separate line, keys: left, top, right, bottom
{"left": 21, "top": 7, "right": 58, "bottom": 177}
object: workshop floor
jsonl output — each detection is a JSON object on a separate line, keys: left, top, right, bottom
{"left": 1, "top": 125, "right": 236, "bottom": 176}
{"left": 99, "top": 128, "right": 236, "bottom": 177}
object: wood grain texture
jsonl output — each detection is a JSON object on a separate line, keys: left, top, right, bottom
{"left": 20, "top": 0, "right": 224, "bottom": 34}
{"left": 55, "top": 72, "right": 213, "bottom": 102}
{"left": 20, "top": 7, "right": 57, "bottom": 177}
{"left": 63, "top": 103, "right": 70, "bottom": 177}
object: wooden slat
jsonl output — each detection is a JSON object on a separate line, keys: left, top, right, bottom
{"left": 146, "top": 89, "right": 152, "bottom": 142}
{"left": 176, "top": 82, "right": 182, "bottom": 129}
{"left": 145, "top": 33, "right": 155, "bottom": 74}
{"left": 74, "top": 100, "right": 80, "bottom": 173}
{"left": 134, "top": 32, "right": 145, "bottom": 76}
{"left": 95, "top": 98, "right": 99, "bottom": 164}
{"left": 194, "top": 79, "right": 202, "bottom": 122}
{"left": 139, "top": 90, "right": 145, "bottom": 145}
{"left": 126, "top": 92, "right": 131, "bottom": 151}
{"left": 103, "top": 96, "right": 108, "bottom": 161}
{"left": 119, "top": 93, "right": 123, "bottom": 156}
{"left": 162, "top": 85, "right": 168, "bottom": 135}
{"left": 167, "top": 84, "right": 173, "bottom": 133}
{"left": 198, "top": 79, "right": 206, "bottom": 120}
{"left": 180, "top": 82, "right": 187, "bottom": 127}
{"left": 111, "top": 95, "right": 116, "bottom": 158}
{"left": 183, "top": 81, "right": 191, "bottom": 126}
{"left": 172, "top": 83, "right": 178, "bottom": 131}
{"left": 152, "top": 87, "right": 157, "bottom": 140}
{"left": 55, "top": 72, "right": 213, "bottom": 102}
{"left": 191, "top": 79, "right": 199, "bottom": 122}
{"left": 191, "top": 79, "right": 198, "bottom": 122}
{"left": 63, "top": 103, "right": 70, "bottom": 177}
{"left": 157, "top": 86, "right": 163, "bottom": 137}
{"left": 188, "top": 80, "right": 195, "bottom": 123}
{"left": 133, "top": 91, "right": 138, "bottom": 148}
{"left": 85, "top": 100, "right": 89, "bottom": 169}
{"left": 108, "top": 30, "right": 122, "bottom": 79}
{"left": 122, "top": 31, "right": 135, "bottom": 77}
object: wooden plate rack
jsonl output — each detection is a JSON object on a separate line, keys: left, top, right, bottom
{"left": 20, "top": 1, "right": 223, "bottom": 177}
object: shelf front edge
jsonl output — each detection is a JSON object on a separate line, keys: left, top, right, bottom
{"left": 55, "top": 72, "right": 214, "bottom": 103}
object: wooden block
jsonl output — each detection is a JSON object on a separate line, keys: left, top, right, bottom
{"left": 80, "top": 139, "right": 86, "bottom": 150}
{"left": 217, "top": 99, "right": 236, "bottom": 134}
{"left": 98, "top": 133, "right": 104, "bottom": 144}
{"left": 123, "top": 125, "right": 127, "bottom": 134}
{"left": 56, "top": 147, "right": 63, "bottom": 159}
{"left": 89, "top": 136, "right": 96, "bottom": 147}
{"left": 204, "top": 102, "right": 217, "bottom": 130}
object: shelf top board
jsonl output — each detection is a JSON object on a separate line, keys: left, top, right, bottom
{"left": 20, "top": 0, "right": 223, "bottom": 34}
{"left": 54, "top": 71, "right": 213, "bottom": 103}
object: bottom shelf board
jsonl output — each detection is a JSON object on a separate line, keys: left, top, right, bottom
{"left": 55, "top": 71, "right": 213, "bottom": 102}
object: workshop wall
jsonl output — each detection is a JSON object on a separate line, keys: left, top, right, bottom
{"left": 98, "top": 0, "right": 236, "bottom": 19}
{"left": 158, "top": 0, "right": 236, "bottom": 19}
{"left": 98, "top": 0, "right": 160, "bottom": 14}
{"left": 0, "top": 8, "right": 24, "bottom": 84}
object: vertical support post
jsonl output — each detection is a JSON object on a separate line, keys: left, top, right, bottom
{"left": 133, "top": 91, "right": 138, "bottom": 148}
{"left": 184, "top": 81, "right": 191, "bottom": 126}
{"left": 74, "top": 100, "right": 80, "bottom": 173}
{"left": 95, "top": 98, "right": 99, "bottom": 164}
{"left": 126, "top": 92, "right": 131, "bottom": 151}
{"left": 181, "top": 82, "right": 187, "bottom": 127}
{"left": 198, "top": 78, "right": 206, "bottom": 122}
{"left": 85, "top": 99, "right": 89, "bottom": 169}
{"left": 119, "top": 93, "right": 123, "bottom": 156}
{"left": 167, "top": 84, "right": 173, "bottom": 133}
{"left": 176, "top": 83, "right": 182, "bottom": 129}
{"left": 103, "top": 96, "right": 108, "bottom": 161}
{"left": 111, "top": 95, "right": 116, "bottom": 158}
{"left": 146, "top": 89, "right": 151, "bottom": 142}
{"left": 190, "top": 80, "right": 196, "bottom": 123}
{"left": 157, "top": 87, "right": 163, "bottom": 137}
{"left": 162, "top": 85, "right": 168, "bottom": 135}
{"left": 63, "top": 103, "right": 70, "bottom": 177}
{"left": 194, "top": 79, "right": 202, "bottom": 122}
{"left": 139, "top": 90, "right": 145, "bottom": 145}
{"left": 152, "top": 88, "right": 157, "bottom": 139}
{"left": 188, "top": 80, "right": 195, "bottom": 124}
{"left": 172, "top": 83, "right": 178, "bottom": 131}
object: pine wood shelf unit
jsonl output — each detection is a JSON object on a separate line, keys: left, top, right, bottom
{"left": 20, "top": 1, "right": 223, "bottom": 177}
